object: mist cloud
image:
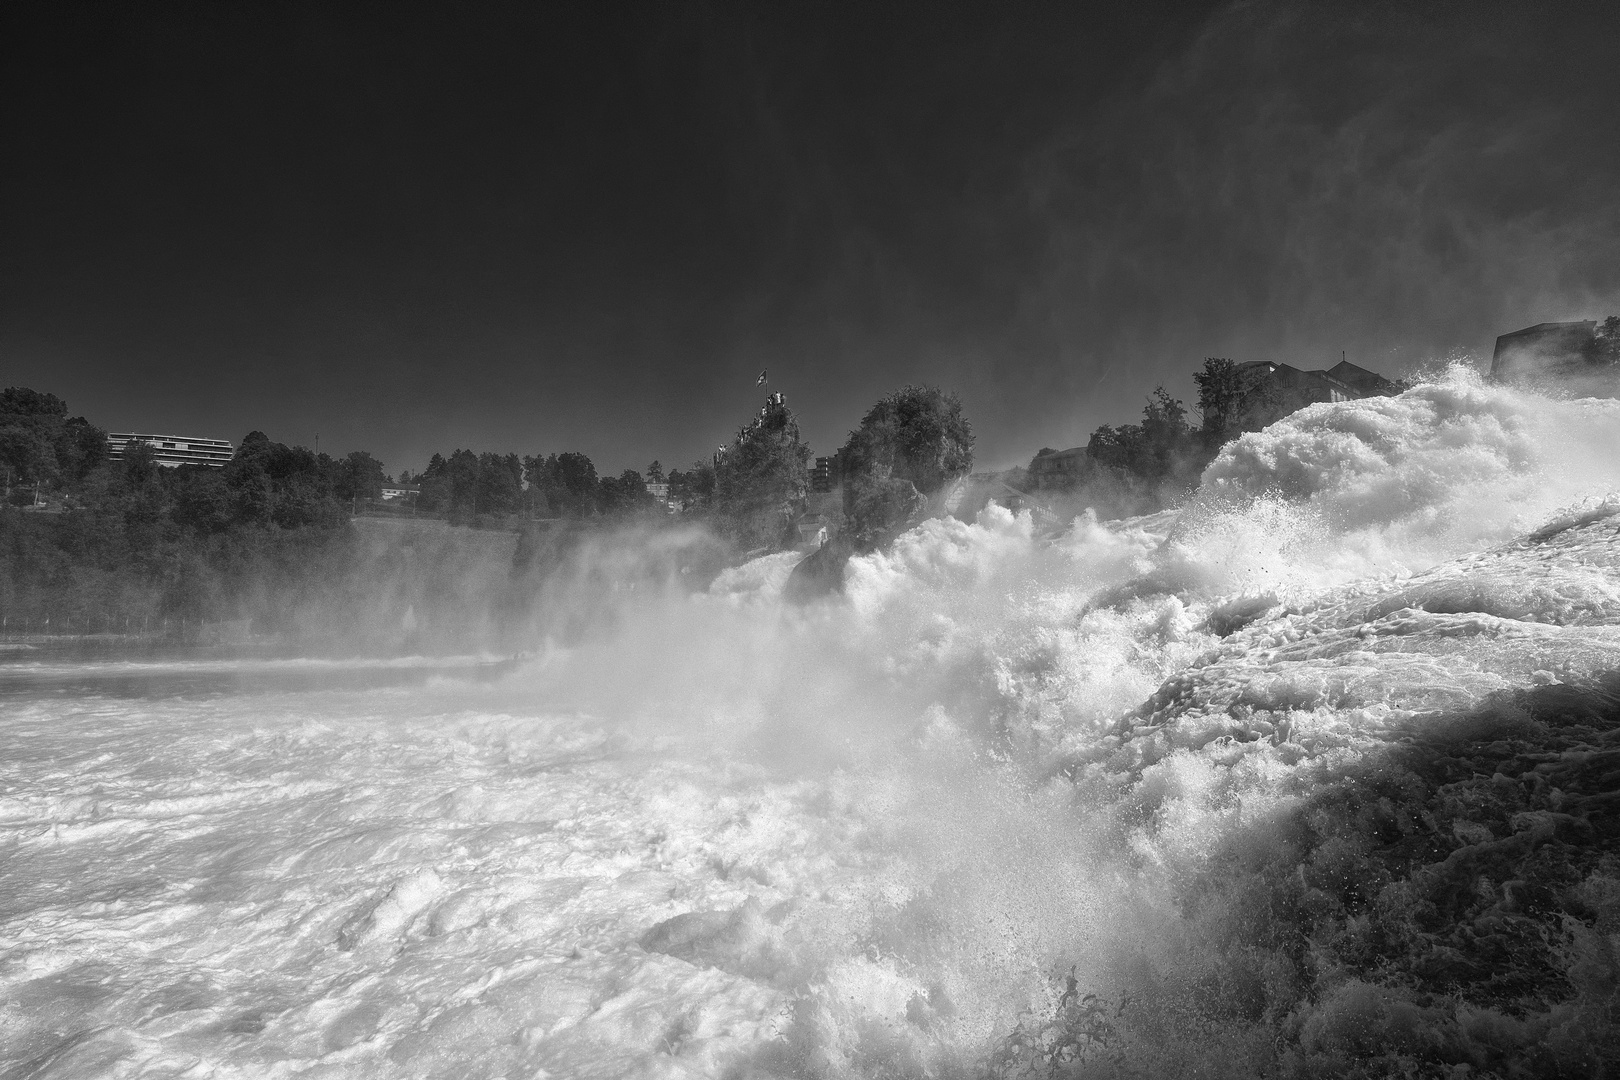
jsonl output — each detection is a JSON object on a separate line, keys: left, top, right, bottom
{"left": 1009, "top": 0, "right": 1620, "bottom": 457}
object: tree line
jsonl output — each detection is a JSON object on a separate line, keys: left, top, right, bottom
{"left": 408, "top": 386, "right": 974, "bottom": 554}
{"left": 0, "top": 379, "right": 978, "bottom": 625}
{"left": 0, "top": 392, "right": 393, "bottom": 626}
{"left": 405, "top": 450, "right": 677, "bottom": 523}
{"left": 1083, "top": 358, "right": 1286, "bottom": 487}
{"left": 1030, "top": 357, "right": 1403, "bottom": 512}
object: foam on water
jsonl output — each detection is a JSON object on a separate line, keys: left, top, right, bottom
{"left": 5, "top": 368, "right": 1620, "bottom": 1077}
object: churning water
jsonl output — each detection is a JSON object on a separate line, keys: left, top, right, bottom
{"left": 5, "top": 368, "right": 1620, "bottom": 1078}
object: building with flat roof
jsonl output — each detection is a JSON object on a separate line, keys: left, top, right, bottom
{"left": 1027, "top": 446, "right": 1090, "bottom": 491}
{"left": 1491, "top": 321, "right": 1598, "bottom": 383}
{"left": 107, "top": 433, "right": 235, "bottom": 468}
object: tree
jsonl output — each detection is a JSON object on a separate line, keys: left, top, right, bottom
{"left": 646, "top": 460, "right": 665, "bottom": 484}
{"left": 223, "top": 431, "right": 346, "bottom": 528}
{"left": 0, "top": 423, "right": 56, "bottom": 495}
{"left": 523, "top": 452, "right": 600, "bottom": 517}
{"left": 1193, "top": 358, "right": 1243, "bottom": 439}
{"left": 784, "top": 386, "right": 972, "bottom": 602}
{"left": 519, "top": 455, "right": 548, "bottom": 515}
{"left": 553, "top": 452, "right": 599, "bottom": 516}
{"left": 475, "top": 452, "right": 522, "bottom": 516}
{"left": 667, "top": 461, "right": 715, "bottom": 514}
{"left": 714, "top": 394, "right": 812, "bottom": 549}
{"left": 416, "top": 450, "right": 522, "bottom": 522}
{"left": 335, "top": 451, "right": 386, "bottom": 503}
{"left": 170, "top": 465, "right": 234, "bottom": 534}
{"left": 1583, "top": 315, "right": 1620, "bottom": 366}
{"left": 443, "top": 450, "right": 481, "bottom": 522}
{"left": 840, "top": 385, "right": 973, "bottom": 499}
{"left": 1192, "top": 357, "right": 1281, "bottom": 442}
{"left": 837, "top": 385, "right": 973, "bottom": 550}
{"left": 0, "top": 386, "right": 106, "bottom": 492}
{"left": 1086, "top": 387, "right": 1197, "bottom": 485}
{"left": 0, "top": 388, "right": 67, "bottom": 418}
{"left": 1142, "top": 387, "right": 1188, "bottom": 441}
{"left": 417, "top": 453, "right": 451, "bottom": 512}
{"left": 0, "top": 389, "right": 364, "bottom": 631}
{"left": 1085, "top": 423, "right": 1147, "bottom": 472}
{"left": 599, "top": 469, "right": 656, "bottom": 516}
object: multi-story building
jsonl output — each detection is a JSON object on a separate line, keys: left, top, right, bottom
{"left": 810, "top": 453, "right": 843, "bottom": 493}
{"left": 106, "top": 433, "right": 235, "bottom": 468}
{"left": 1027, "top": 446, "right": 1088, "bottom": 490}
{"left": 1491, "top": 321, "right": 1598, "bottom": 383}
{"left": 1214, "top": 359, "right": 1398, "bottom": 431}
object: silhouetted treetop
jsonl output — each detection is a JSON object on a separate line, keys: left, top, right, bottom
{"left": 1, "top": 387, "right": 69, "bottom": 417}
{"left": 1584, "top": 315, "right": 1620, "bottom": 366}
{"left": 0, "top": 387, "right": 106, "bottom": 491}
{"left": 1086, "top": 386, "right": 1200, "bottom": 488}
{"left": 834, "top": 385, "right": 973, "bottom": 552}
{"left": 840, "top": 385, "right": 974, "bottom": 499}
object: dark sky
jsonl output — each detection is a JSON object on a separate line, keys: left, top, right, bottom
{"left": 6, "top": 1, "right": 1620, "bottom": 475}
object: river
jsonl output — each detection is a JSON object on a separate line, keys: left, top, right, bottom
{"left": 4, "top": 368, "right": 1620, "bottom": 1078}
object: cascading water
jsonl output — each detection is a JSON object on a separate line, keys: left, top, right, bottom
{"left": 4, "top": 367, "right": 1619, "bottom": 1078}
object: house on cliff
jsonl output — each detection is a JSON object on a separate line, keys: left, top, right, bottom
{"left": 1216, "top": 358, "right": 1398, "bottom": 432}
{"left": 1491, "top": 321, "right": 1599, "bottom": 384}
{"left": 1027, "top": 446, "right": 1089, "bottom": 490}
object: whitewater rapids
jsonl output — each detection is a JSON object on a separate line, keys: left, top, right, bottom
{"left": 4, "top": 368, "right": 1620, "bottom": 1078}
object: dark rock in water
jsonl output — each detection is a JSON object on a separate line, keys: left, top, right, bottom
{"left": 638, "top": 897, "right": 787, "bottom": 980}
{"left": 1203, "top": 593, "right": 1280, "bottom": 636}
{"left": 1528, "top": 498, "right": 1620, "bottom": 543}
{"left": 783, "top": 535, "right": 857, "bottom": 603}
{"left": 1080, "top": 571, "right": 1187, "bottom": 615}
{"left": 639, "top": 907, "right": 736, "bottom": 956}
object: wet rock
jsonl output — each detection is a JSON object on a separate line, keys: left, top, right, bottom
{"left": 783, "top": 535, "right": 856, "bottom": 603}
{"left": 639, "top": 897, "right": 788, "bottom": 980}
{"left": 1203, "top": 593, "right": 1280, "bottom": 637}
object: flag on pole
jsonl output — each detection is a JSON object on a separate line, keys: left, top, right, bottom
{"left": 756, "top": 368, "right": 768, "bottom": 386}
